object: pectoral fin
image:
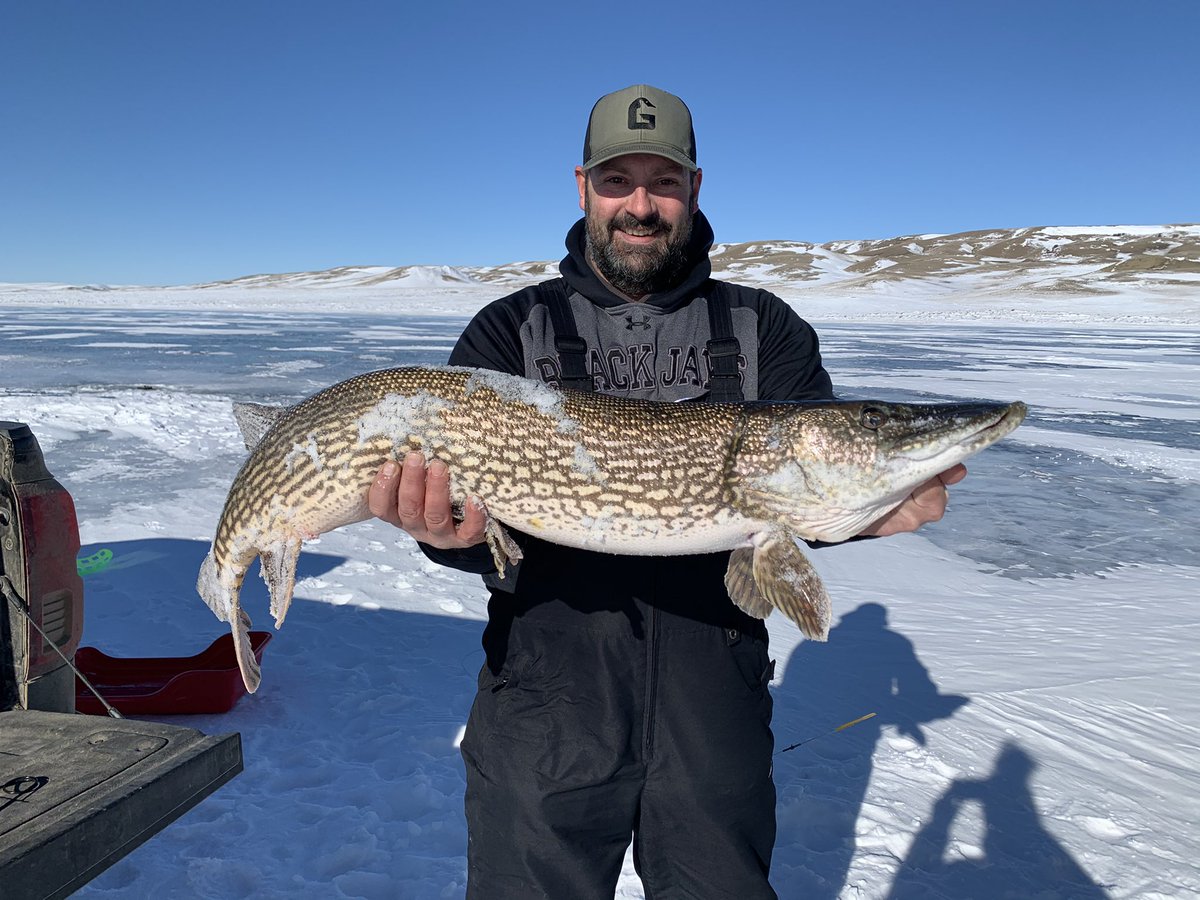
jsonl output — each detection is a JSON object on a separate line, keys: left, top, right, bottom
{"left": 259, "top": 535, "right": 303, "bottom": 628}
{"left": 724, "top": 534, "right": 831, "bottom": 640}
{"left": 483, "top": 510, "right": 523, "bottom": 578}
{"left": 726, "top": 548, "right": 774, "bottom": 618}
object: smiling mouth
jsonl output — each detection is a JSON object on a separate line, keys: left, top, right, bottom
{"left": 615, "top": 228, "right": 665, "bottom": 243}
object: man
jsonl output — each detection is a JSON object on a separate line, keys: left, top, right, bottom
{"left": 368, "top": 85, "right": 964, "bottom": 899}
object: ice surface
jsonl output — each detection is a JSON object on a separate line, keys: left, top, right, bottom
{"left": 2, "top": 294, "right": 1197, "bottom": 899}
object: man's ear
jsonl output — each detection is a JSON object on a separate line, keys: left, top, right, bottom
{"left": 691, "top": 168, "right": 703, "bottom": 214}
{"left": 575, "top": 166, "right": 587, "bottom": 212}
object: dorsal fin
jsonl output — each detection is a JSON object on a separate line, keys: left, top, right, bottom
{"left": 232, "top": 401, "right": 287, "bottom": 452}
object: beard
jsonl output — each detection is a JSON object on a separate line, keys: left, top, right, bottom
{"left": 584, "top": 196, "right": 694, "bottom": 298}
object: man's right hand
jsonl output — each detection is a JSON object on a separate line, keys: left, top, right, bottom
{"left": 368, "top": 451, "right": 488, "bottom": 549}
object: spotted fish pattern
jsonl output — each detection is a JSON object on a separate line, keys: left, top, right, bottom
{"left": 198, "top": 366, "right": 1026, "bottom": 692}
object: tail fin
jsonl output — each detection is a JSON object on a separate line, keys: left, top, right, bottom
{"left": 231, "top": 606, "right": 260, "bottom": 693}
{"left": 197, "top": 548, "right": 261, "bottom": 693}
{"left": 197, "top": 550, "right": 235, "bottom": 622}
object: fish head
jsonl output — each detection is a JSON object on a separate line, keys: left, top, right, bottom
{"left": 737, "top": 399, "right": 1027, "bottom": 542}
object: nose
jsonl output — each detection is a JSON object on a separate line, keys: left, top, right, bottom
{"left": 626, "top": 185, "right": 654, "bottom": 219}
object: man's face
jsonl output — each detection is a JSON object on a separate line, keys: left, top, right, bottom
{"left": 575, "top": 153, "right": 703, "bottom": 298}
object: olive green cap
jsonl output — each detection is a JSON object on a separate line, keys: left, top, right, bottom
{"left": 582, "top": 84, "right": 698, "bottom": 171}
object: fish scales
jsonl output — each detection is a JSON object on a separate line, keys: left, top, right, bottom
{"left": 199, "top": 365, "right": 1027, "bottom": 692}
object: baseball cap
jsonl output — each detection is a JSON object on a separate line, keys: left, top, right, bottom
{"left": 582, "top": 84, "right": 697, "bottom": 171}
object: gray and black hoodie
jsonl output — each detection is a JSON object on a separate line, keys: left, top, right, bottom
{"left": 450, "top": 211, "right": 832, "bottom": 404}
{"left": 424, "top": 210, "right": 834, "bottom": 668}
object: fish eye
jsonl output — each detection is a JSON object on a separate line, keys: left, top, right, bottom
{"left": 860, "top": 407, "right": 887, "bottom": 430}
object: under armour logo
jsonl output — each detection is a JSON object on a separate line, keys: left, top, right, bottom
{"left": 625, "top": 314, "right": 652, "bottom": 331}
{"left": 628, "top": 98, "right": 656, "bottom": 130}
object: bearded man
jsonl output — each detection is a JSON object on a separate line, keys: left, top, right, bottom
{"left": 368, "top": 85, "right": 963, "bottom": 900}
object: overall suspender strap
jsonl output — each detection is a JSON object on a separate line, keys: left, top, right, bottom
{"left": 705, "top": 287, "right": 745, "bottom": 403}
{"left": 546, "top": 289, "right": 594, "bottom": 392}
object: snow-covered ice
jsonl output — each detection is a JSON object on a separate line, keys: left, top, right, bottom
{"left": 2, "top": 293, "right": 1197, "bottom": 899}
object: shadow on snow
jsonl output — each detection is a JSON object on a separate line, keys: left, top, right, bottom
{"left": 71, "top": 542, "right": 1110, "bottom": 899}
{"left": 887, "top": 742, "right": 1111, "bottom": 899}
{"left": 74, "top": 538, "right": 484, "bottom": 899}
{"left": 769, "top": 601, "right": 1108, "bottom": 899}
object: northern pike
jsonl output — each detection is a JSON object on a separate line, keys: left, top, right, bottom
{"left": 198, "top": 366, "right": 1026, "bottom": 692}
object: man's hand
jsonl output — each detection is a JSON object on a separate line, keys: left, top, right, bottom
{"left": 368, "top": 451, "right": 488, "bottom": 549}
{"left": 857, "top": 464, "right": 967, "bottom": 538}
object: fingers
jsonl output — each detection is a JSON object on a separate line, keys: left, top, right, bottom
{"left": 368, "top": 459, "right": 403, "bottom": 525}
{"left": 909, "top": 464, "right": 969, "bottom": 520}
{"left": 368, "top": 451, "right": 488, "bottom": 549}
{"left": 939, "top": 463, "right": 968, "bottom": 487}
{"left": 858, "top": 466, "right": 968, "bottom": 537}
{"left": 910, "top": 474, "right": 950, "bottom": 520}
{"left": 396, "top": 452, "right": 431, "bottom": 534}
{"left": 457, "top": 495, "right": 489, "bottom": 546}
{"left": 422, "top": 459, "right": 458, "bottom": 540}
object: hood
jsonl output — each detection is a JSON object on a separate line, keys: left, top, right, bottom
{"left": 559, "top": 210, "right": 716, "bottom": 312}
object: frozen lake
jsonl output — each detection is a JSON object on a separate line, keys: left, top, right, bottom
{"left": 2, "top": 306, "right": 1198, "bottom": 899}
{"left": 7, "top": 310, "right": 1196, "bottom": 581}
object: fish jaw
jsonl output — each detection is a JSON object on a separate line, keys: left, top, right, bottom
{"left": 734, "top": 400, "right": 1027, "bottom": 543}
{"left": 884, "top": 401, "right": 1028, "bottom": 470}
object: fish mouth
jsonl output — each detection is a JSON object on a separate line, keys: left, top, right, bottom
{"left": 894, "top": 401, "right": 1027, "bottom": 465}
{"left": 979, "top": 401, "right": 1028, "bottom": 440}
{"left": 958, "top": 401, "right": 1027, "bottom": 449}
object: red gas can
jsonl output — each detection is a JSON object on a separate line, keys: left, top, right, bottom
{"left": 1, "top": 421, "right": 85, "bottom": 712}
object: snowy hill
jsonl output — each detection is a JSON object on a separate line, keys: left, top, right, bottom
{"left": 711, "top": 224, "right": 1200, "bottom": 292}
{"left": 191, "top": 261, "right": 562, "bottom": 290}
{"left": 3, "top": 223, "right": 1198, "bottom": 324}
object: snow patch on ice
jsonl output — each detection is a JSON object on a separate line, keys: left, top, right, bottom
{"left": 1016, "top": 426, "right": 1200, "bottom": 482}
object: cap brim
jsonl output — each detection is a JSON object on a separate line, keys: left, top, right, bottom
{"left": 583, "top": 143, "right": 698, "bottom": 172}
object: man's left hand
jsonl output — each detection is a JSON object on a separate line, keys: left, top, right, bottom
{"left": 857, "top": 464, "right": 967, "bottom": 537}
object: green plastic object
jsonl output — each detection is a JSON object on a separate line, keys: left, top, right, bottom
{"left": 76, "top": 549, "right": 113, "bottom": 576}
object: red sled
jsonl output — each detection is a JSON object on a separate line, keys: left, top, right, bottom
{"left": 74, "top": 632, "right": 272, "bottom": 716}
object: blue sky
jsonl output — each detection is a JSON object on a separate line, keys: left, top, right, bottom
{"left": 2, "top": 1, "right": 1197, "bottom": 285}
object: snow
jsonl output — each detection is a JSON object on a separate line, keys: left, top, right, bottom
{"left": 1038, "top": 224, "right": 1200, "bottom": 237}
{"left": 356, "top": 392, "right": 452, "bottom": 453}
{"left": 2, "top": 282, "right": 1198, "bottom": 899}
{"left": 461, "top": 368, "right": 572, "bottom": 426}
{"left": 284, "top": 434, "right": 324, "bottom": 475}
